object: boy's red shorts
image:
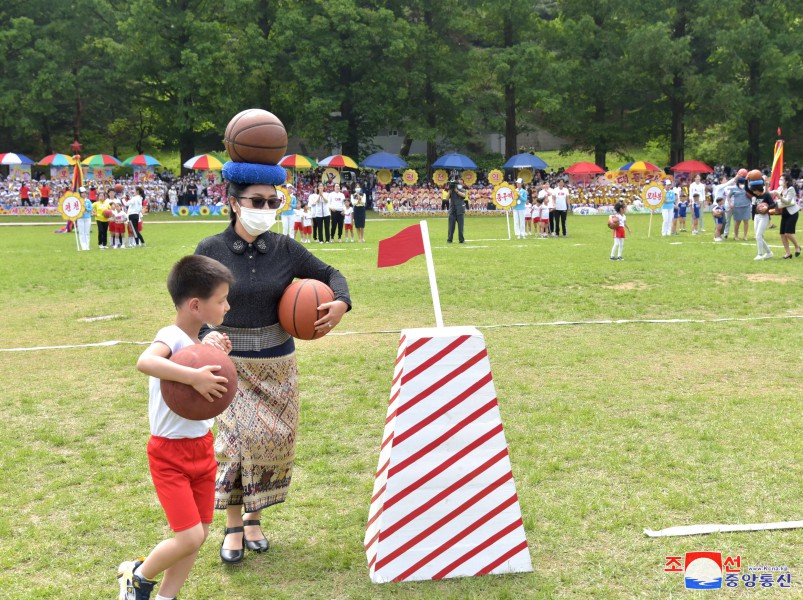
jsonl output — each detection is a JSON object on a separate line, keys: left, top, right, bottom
{"left": 147, "top": 431, "right": 216, "bottom": 532}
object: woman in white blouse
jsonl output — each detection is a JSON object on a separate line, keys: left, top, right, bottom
{"left": 773, "top": 175, "right": 800, "bottom": 259}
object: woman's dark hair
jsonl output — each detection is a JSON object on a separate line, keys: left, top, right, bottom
{"left": 136, "top": 186, "right": 144, "bottom": 196}
{"left": 225, "top": 180, "right": 249, "bottom": 224}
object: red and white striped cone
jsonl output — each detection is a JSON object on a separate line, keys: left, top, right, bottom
{"left": 365, "top": 326, "right": 532, "bottom": 583}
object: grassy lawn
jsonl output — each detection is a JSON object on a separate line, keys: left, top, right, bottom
{"left": 0, "top": 213, "right": 800, "bottom": 598}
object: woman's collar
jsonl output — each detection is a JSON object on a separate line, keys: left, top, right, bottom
{"left": 225, "top": 226, "right": 269, "bottom": 254}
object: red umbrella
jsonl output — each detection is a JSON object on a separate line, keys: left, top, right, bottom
{"left": 565, "top": 162, "right": 604, "bottom": 175}
{"left": 670, "top": 160, "right": 713, "bottom": 174}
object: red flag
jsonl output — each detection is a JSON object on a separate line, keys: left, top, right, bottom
{"left": 377, "top": 223, "right": 425, "bottom": 268}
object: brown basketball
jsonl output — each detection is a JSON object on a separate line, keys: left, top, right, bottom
{"left": 756, "top": 202, "right": 769, "bottom": 214}
{"left": 607, "top": 215, "right": 620, "bottom": 230}
{"left": 278, "top": 279, "right": 335, "bottom": 340}
{"left": 113, "top": 183, "right": 124, "bottom": 194}
{"left": 747, "top": 169, "right": 763, "bottom": 182}
{"left": 160, "top": 344, "right": 238, "bottom": 420}
{"left": 224, "top": 109, "right": 287, "bottom": 165}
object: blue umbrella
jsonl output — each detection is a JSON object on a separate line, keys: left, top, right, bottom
{"left": 432, "top": 153, "right": 477, "bottom": 170}
{"left": 503, "top": 153, "right": 548, "bottom": 170}
{"left": 360, "top": 152, "right": 408, "bottom": 170}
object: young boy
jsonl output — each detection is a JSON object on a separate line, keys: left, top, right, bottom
{"left": 713, "top": 197, "right": 726, "bottom": 241}
{"left": 117, "top": 255, "right": 234, "bottom": 600}
{"left": 343, "top": 199, "right": 354, "bottom": 242}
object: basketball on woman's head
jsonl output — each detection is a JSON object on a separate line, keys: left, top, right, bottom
{"left": 161, "top": 344, "right": 238, "bottom": 420}
{"left": 224, "top": 109, "right": 287, "bottom": 165}
{"left": 278, "top": 279, "right": 335, "bottom": 340}
{"left": 747, "top": 169, "right": 763, "bottom": 183}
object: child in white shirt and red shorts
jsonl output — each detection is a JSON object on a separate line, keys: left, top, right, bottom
{"left": 117, "top": 255, "right": 234, "bottom": 600}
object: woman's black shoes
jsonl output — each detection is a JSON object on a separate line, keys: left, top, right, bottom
{"left": 220, "top": 526, "right": 245, "bottom": 564}
{"left": 243, "top": 519, "right": 270, "bottom": 553}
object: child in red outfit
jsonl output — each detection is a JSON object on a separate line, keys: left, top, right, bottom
{"left": 117, "top": 255, "right": 234, "bottom": 600}
{"left": 610, "top": 202, "right": 632, "bottom": 261}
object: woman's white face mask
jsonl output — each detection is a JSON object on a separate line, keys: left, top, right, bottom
{"left": 236, "top": 203, "right": 277, "bottom": 236}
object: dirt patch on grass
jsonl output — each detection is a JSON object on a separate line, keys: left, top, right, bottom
{"left": 601, "top": 281, "right": 651, "bottom": 291}
{"left": 745, "top": 273, "right": 796, "bottom": 283}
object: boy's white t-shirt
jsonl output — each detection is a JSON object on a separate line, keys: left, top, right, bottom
{"left": 148, "top": 325, "right": 215, "bottom": 438}
{"left": 344, "top": 207, "right": 353, "bottom": 224}
{"left": 540, "top": 204, "right": 550, "bottom": 220}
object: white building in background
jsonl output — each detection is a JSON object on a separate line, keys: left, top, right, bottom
{"left": 286, "top": 127, "right": 569, "bottom": 158}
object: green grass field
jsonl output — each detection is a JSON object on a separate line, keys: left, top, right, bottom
{"left": 0, "top": 213, "right": 800, "bottom": 598}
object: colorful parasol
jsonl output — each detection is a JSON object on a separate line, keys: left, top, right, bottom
{"left": 122, "top": 154, "right": 161, "bottom": 167}
{"left": 278, "top": 154, "right": 317, "bottom": 169}
{"left": 38, "top": 153, "right": 76, "bottom": 166}
{"left": 183, "top": 154, "right": 224, "bottom": 170}
{"left": 318, "top": 154, "right": 358, "bottom": 169}
{"left": 669, "top": 160, "right": 713, "bottom": 174}
{"left": 617, "top": 161, "right": 662, "bottom": 172}
{"left": 81, "top": 154, "right": 122, "bottom": 167}
{"left": 0, "top": 152, "right": 35, "bottom": 165}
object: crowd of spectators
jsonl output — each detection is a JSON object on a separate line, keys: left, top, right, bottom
{"left": 2, "top": 162, "right": 802, "bottom": 215}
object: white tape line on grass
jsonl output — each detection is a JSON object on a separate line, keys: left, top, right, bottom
{"left": 3, "top": 314, "right": 803, "bottom": 352}
{"left": 645, "top": 520, "right": 803, "bottom": 537}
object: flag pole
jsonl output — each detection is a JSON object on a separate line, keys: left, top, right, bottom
{"left": 419, "top": 220, "right": 444, "bottom": 328}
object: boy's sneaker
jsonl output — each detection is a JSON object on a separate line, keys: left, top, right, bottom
{"left": 609, "top": 256, "right": 617, "bottom": 261}
{"left": 117, "top": 559, "right": 156, "bottom": 600}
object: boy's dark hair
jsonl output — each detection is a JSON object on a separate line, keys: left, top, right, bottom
{"left": 614, "top": 201, "right": 625, "bottom": 213}
{"left": 167, "top": 255, "right": 234, "bottom": 306}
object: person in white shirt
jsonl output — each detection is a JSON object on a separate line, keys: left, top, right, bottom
{"left": 328, "top": 185, "right": 346, "bottom": 242}
{"left": 126, "top": 186, "right": 146, "bottom": 247}
{"left": 689, "top": 174, "right": 707, "bottom": 233}
{"left": 308, "top": 183, "right": 330, "bottom": 243}
{"left": 551, "top": 179, "right": 570, "bottom": 237}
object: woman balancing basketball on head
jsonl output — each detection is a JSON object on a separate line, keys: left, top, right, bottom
{"left": 194, "top": 109, "right": 351, "bottom": 565}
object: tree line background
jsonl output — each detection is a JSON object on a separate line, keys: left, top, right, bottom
{"left": 2, "top": 0, "right": 802, "bottom": 172}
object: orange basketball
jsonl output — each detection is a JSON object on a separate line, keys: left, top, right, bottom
{"left": 608, "top": 215, "right": 620, "bottom": 230}
{"left": 224, "top": 109, "right": 287, "bottom": 165}
{"left": 113, "top": 183, "right": 124, "bottom": 194}
{"left": 278, "top": 279, "right": 335, "bottom": 340}
{"left": 747, "top": 169, "right": 763, "bottom": 182}
{"left": 160, "top": 344, "right": 238, "bottom": 420}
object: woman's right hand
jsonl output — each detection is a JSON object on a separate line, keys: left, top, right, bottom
{"left": 202, "top": 331, "right": 232, "bottom": 353}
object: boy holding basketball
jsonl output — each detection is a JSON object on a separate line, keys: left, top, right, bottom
{"left": 117, "top": 255, "right": 234, "bottom": 600}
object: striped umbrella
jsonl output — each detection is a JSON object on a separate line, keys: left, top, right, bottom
{"left": 0, "top": 152, "right": 35, "bottom": 165}
{"left": 183, "top": 154, "right": 224, "bottom": 170}
{"left": 122, "top": 154, "right": 161, "bottom": 167}
{"left": 278, "top": 154, "right": 317, "bottom": 169}
{"left": 81, "top": 154, "right": 122, "bottom": 167}
{"left": 617, "top": 161, "right": 662, "bottom": 172}
{"left": 318, "top": 154, "right": 358, "bottom": 169}
{"left": 38, "top": 153, "right": 76, "bottom": 166}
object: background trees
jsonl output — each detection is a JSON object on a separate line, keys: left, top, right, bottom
{"left": 1, "top": 0, "right": 801, "bottom": 168}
